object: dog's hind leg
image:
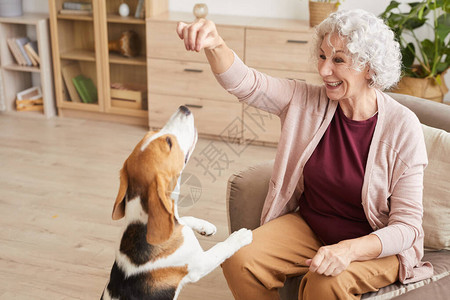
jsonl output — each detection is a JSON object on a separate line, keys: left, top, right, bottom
{"left": 187, "top": 228, "right": 252, "bottom": 282}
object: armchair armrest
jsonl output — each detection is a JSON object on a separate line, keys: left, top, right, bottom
{"left": 226, "top": 160, "right": 274, "bottom": 233}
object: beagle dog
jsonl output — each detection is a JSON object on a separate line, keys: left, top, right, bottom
{"left": 101, "top": 106, "right": 253, "bottom": 300}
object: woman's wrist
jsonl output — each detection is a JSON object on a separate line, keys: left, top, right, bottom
{"left": 340, "top": 234, "right": 382, "bottom": 262}
{"left": 205, "top": 42, "right": 234, "bottom": 74}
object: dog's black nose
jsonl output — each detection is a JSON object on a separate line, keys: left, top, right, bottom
{"left": 179, "top": 105, "right": 191, "bottom": 116}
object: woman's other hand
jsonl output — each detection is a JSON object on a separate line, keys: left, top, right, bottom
{"left": 305, "top": 234, "right": 382, "bottom": 277}
{"left": 176, "top": 19, "right": 224, "bottom": 52}
{"left": 305, "top": 242, "right": 353, "bottom": 277}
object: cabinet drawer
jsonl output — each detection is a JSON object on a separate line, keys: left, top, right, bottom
{"left": 243, "top": 104, "right": 281, "bottom": 144}
{"left": 148, "top": 58, "right": 235, "bottom": 102}
{"left": 148, "top": 93, "right": 242, "bottom": 138}
{"left": 258, "top": 68, "right": 323, "bottom": 86}
{"left": 147, "top": 21, "right": 244, "bottom": 63}
{"left": 246, "top": 28, "right": 316, "bottom": 72}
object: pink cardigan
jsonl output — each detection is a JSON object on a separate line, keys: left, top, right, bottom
{"left": 215, "top": 53, "right": 433, "bottom": 284}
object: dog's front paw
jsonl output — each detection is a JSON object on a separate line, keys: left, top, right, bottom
{"left": 227, "top": 228, "right": 253, "bottom": 248}
{"left": 198, "top": 221, "right": 217, "bottom": 236}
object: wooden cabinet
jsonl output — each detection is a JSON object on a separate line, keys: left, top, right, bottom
{"left": 147, "top": 13, "right": 245, "bottom": 139}
{"left": 49, "top": 6, "right": 321, "bottom": 144}
{"left": 48, "top": 0, "right": 168, "bottom": 125}
{"left": 147, "top": 12, "right": 322, "bottom": 144}
{"left": 0, "top": 13, "right": 55, "bottom": 118}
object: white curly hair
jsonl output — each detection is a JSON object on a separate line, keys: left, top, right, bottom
{"left": 314, "top": 9, "right": 402, "bottom": 90}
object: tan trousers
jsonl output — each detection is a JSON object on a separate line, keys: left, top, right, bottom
{"left": 222, "top": 212, "right": 399, "bottom": 300}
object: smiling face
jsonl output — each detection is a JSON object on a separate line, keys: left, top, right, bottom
{"left": 318, "top": 33, "right": 372, "bottom": 102}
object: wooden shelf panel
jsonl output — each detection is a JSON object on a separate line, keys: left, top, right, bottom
{"left": 3, "top": 64, "right": 41, "bottom": 73}
{"left": 60, "top": 49, "right": 96, "bottom": 61}
{"left": 59, "top": 101, "right": 100, "bottom": 111}
{"left": 107, "top": 14, "right": 145, "bottom": 24}
{"left": 108, "top": 53, "right": 146, "bottom": 66}
{"left": 57, "top": 14, "right": 93, "bottom": 22}
{"left": 0, "top": 13, "right": 50, "bottom": 25}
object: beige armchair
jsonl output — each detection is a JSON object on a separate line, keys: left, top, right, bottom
{"left": 226, "top": 93, "right": 450, "bottom": 300}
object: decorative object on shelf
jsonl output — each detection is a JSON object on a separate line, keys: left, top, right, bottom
{"left": 108, "top": 30, "right": 141, "bottom": 57}
{"left": 308, "top": 0, "right": 339, "bottom": 27}
{"left": 16, "top": 86, "right": 41, "bottom": 101}
{"left": 0, "top": 0, "right": 23, "bottom": 17}
{"left": 380, "top": 0, "right": 449, "bottom": 103}
{"left": 134, "top": 0, "right": 145, "bottom": 19}
{"left": 193, "top": 3, "right": 208, "bottom": 18}
{"left": 16, "top": 98, "right": 43, "bottom": 111}
{"left": 110, "top": 83, "right": 146, "bottom": 110}
{"left": 16, "top": 86, "right": 43, "bottom": 112}
{"left": 119, "top": 3, "right": 130, "bottom": 17}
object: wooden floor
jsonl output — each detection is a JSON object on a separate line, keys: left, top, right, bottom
{"left": 0, "top": 112, "right": 276, "bottom": 300}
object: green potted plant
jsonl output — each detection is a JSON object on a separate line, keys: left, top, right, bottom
{"left": 380, "top": 0, "right": 450, "bottom": 102}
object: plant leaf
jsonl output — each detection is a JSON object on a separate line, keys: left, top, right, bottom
{"left": 436, "top": 62, "right": 449, "bottom": 73}
{"left": 422, "top": 39, "right": 436, "bottom": 63}
{"left": 436, "top": 13, "right": 450, "bottom": 41}
{"left": 404, "top": 18, "right": 427, "bottom": 30}
{"left": 402, "top": 42, "right": 416, "bottom": 69}
{"left": 380, "top": 0, "right": 401, "bottom": 19}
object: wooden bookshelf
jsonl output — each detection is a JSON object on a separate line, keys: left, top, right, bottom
{"left": 0, "top": 13, "right": 56, "bottom": 118}
{"left": 48, "top": 0, "right": 168, "bottom": 123}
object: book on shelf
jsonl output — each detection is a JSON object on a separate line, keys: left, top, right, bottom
{"left": 61, "top": 63, "right": 82, "bottom": 102}
{"left": 25, "top": 47, "right": 38, "bottom": 66}
{"left": 6, "top": 38, "right": 25, "bottom": 65}
{"left": 135, "top": 0, "right": 145, "bottom": 19}
{"left": 15, "top": 37, "right": 33, "bottom": 66}
{"left": 24, "top": 41, "right": 40, "bottom": 65}
{"left": 62, "top": 1, "right": 92, "bottom": 10}
{"left": 5, "top": 37, "right": 39, "bottom": 67}
{"left": 72, "top": 74, "right": 98, "bottom": 104}
{"left": 59, "top": 9, "right": 92, "bottom": 15}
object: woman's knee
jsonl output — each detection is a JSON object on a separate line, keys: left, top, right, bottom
{"left": 222, "top": 243, "right": 254, "bottom": 279}
{"left": 299, "top": 271, "right": 356, "bottom": 300}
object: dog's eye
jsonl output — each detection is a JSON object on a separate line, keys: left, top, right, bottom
{"left": 166, "top": 136, "right": 172, "bottom": 150}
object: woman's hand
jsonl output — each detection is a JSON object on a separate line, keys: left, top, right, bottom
{"left": 306, "top": 234, "right": 382, "bottom": 276}
{"left": 176, "top": 18, "right": 224, "bottom": 52}
{"left": 305, "top": 242, "right": 353, "bottom": 277}
{"left": 176, "top": 18, "right": 234, "bottom": 74}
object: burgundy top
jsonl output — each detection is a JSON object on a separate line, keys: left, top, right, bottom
{"left": 299, "top": 105, "right": 378, "bottom": 245}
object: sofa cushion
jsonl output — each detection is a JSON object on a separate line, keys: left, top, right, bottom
{"left": 361, "top": 250, "right": 450, "bottom": 300}
{"left": 421, "top": 124, "right": 450, "bottom": 250}
{"left": 280, "top": 250, "right": 450, "bottom": 300}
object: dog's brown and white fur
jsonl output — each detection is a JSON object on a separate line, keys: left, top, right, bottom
{"left": 101, "top": 106, "right": 252, "bottom": 300}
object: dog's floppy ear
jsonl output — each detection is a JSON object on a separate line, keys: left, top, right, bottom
{"left": 146, "top": 174, "right": 175, "bottom": 244}
{"left": 112, "top": 160, "right": 128, "bottom": 220}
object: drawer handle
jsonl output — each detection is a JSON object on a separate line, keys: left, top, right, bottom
{"left": 183, "top": 68, "right": 204, "bottom": 73}
{"left": 287, "top": 77, "right": 306, "bottom": 82}
{"left": 287, "top": 40, "right": 308, "bottom": 44}
{"left": 185, "top": 104, "right": 203, "bottom": 109}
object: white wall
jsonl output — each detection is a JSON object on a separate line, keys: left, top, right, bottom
{"left": 23, "top": 0, "right": 450, "bottom": 102}
{"left": 169, "top": 0, "right": 392, "bottom": 19}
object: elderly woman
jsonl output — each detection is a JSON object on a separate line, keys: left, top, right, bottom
{"left": 177, "top": 9, "right": 433, "bottom": 300}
